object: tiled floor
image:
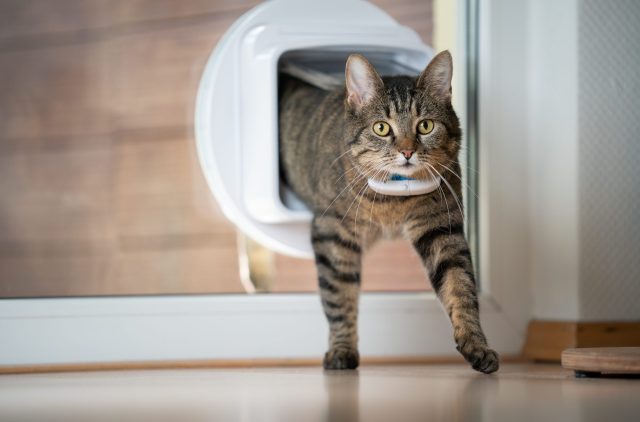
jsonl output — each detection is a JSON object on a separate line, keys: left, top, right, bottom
{"left": 0, "top": 364, "right": 638, "bottom": 421}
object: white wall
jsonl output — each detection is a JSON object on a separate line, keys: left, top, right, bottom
{"left": 517, "top": 0, "right": 639, "bottom": 321}
{"left": 526, "top": 0, "right": 581, "bottom": 320}
{"left": 478, "top": 0, "right": 533, "bottom": 330}
{"left": 577, "top": 0, "right": 640, "bottom": 321}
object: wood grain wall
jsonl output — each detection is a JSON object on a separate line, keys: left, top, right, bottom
{"left": 0, "top": 0, "right": 434, "bottom": 297}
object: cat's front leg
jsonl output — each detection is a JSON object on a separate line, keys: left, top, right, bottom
{"left": 411, "top": 223, "right": 499, "bottom": 374}
{"left": 312, "top": 216, "right": 362, "bottom": 370}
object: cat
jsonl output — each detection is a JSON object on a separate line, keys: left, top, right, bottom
{"left": 279, "top": 51, "right": 499, "bottom": 374}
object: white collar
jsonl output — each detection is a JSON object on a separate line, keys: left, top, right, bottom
{"left": 367, "top": 174, "right": 441, "bottom": 196}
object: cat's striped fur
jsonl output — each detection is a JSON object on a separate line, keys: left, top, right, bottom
{"left": 279, "top": 51, "right": 499, "bottom": 373}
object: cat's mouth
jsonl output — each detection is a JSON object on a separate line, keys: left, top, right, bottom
{"left": 389, "top": 162, "right": 420, "bottom": 178}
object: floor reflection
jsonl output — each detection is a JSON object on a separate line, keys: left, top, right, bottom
{"left": 324, "top": 370, "right": 360, "bottom": 422}
{"left": 0, "top": 364, "right": 638, "bottom": 422}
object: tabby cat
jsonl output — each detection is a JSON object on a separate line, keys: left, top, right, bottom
{"left": 279, "top": 51, "right": 499, "bottom": 373}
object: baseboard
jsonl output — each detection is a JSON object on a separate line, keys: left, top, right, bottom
{"left": 0, "top": 355, "right": 524, "bottom": 375}
{"left": 522, "top": 321, "right": 640, "bottom": 362}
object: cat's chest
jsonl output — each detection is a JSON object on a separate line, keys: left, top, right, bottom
{"left": 367, "top": 196, "right": 425, "bottom": 235}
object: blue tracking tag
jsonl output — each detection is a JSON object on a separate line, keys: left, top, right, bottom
{"left": 389, "top": 174, "right": 415, "bottom": 181}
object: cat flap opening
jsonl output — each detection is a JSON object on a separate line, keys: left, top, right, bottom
{"left": 277, "top": 49, "right": 431, "bottom": 212}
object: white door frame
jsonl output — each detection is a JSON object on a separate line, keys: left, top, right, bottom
{"left": 0, "top": 0, "right": 533, "bottom": 367}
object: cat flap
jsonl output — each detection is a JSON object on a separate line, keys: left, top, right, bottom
{"left": 195, "top": 0, "right": 432, "bottom": 257}
{"left": 279, "top": 50, "right": 422, "bottom": 91}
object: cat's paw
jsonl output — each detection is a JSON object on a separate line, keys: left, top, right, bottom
{"left": 323, "top": 348, "right": 360, "bottom": 370}
{"left": 457, "top": 342, "right": 500, "bottom": 374}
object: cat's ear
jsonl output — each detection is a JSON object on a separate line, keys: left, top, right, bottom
{"left": 345, "top": 54, "right": 384, "bottom": 111}
{"left": 417, "top": 50, "right": 453, "bottom": 102}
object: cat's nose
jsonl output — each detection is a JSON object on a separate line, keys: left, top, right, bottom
{"left": 401, "top": 149, "right": 415, "bottom": 160}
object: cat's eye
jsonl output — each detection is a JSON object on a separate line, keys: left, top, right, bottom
{"left": 372, "top": 121, "right": 391, "bottom": 137}
{"left": 417, "top": 119, "right": 434, "bottom": 135}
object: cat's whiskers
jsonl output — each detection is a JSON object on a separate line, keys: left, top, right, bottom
{"left": 426, "top": 163, "right": 452, "bottom": 231}
{"left": 320, "top": 171, "right": 365, "bottom": 217}
{"left": 368, "top": 185, "right": 378, "bottom": 232}
{"left": 428, "top": 164, "right": 465, "bottom": 221}
{"left": 329, "top": 148, "right": 355, "bottom": 168}
{"left": 321, "top": 162, "right": 379, "bottom": 218}
{"left": 375, "top": 158, "right": 398, "bottom": 182}
{"left": 341, "top": 164, "right": 382, "bottom": 233}
{"left": 341, "top": 163, "right": 385, "bottom": 231}
{"left": 354, "top": 164, "right": 386, "bottom": 235}
{"left": 449, "top": 146, "right": 479, "bottom": 175}
{"left": 437, "top": 161, "right": 478, "bottom": 200}
{"left": 442, "top": 153, "right": 478, "bottom": 176}
{"left": 334, "top": 164, "right": 359, "bottom": 185}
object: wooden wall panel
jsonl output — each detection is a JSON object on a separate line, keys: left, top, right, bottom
{"left": 0, "top": 42, "right": 112, "bottom": 143}
{"left": 0, "top": 0, "right": 260, "bottom": 42}
{"left": 0, "top": 1, "right": 247, "bottom": 297}
{"left": 0, "top": 255, "right": 110, "bottom": 297}
{"left": 113, "top": 132, "right": 230, "bottom": 238}
{"left": 371, "top": 0, "right": 433, "bottom": 45}
{"left": 111, "top": 0, "right": 261, "bottom": 25}
{"left": 0, "top": 1, "right": 113, "bottom": 41}
{"left": 108, "top": 22, "right": 226, "bottom": 131}
{"left": 0, "top": 0, "right": 435, "bottom": 297}
{"left": 0, "top": 146, "right": 114, "bottom": 245}
{"left": 362, "top": 240, "right": 429, "bottom": 291}
{"left": 107, "top": 246, "right": 243, "bottom": 295}
{"left": 523, "top": 321, "right": 640, "bottom": 362}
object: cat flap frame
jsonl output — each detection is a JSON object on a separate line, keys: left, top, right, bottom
{"left": 195, "top": 0, "right": 432, "bottom": 258}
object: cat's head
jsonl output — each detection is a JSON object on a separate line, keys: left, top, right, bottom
{"left": 344, "top": 51, "right": 461, "bottom": 181}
